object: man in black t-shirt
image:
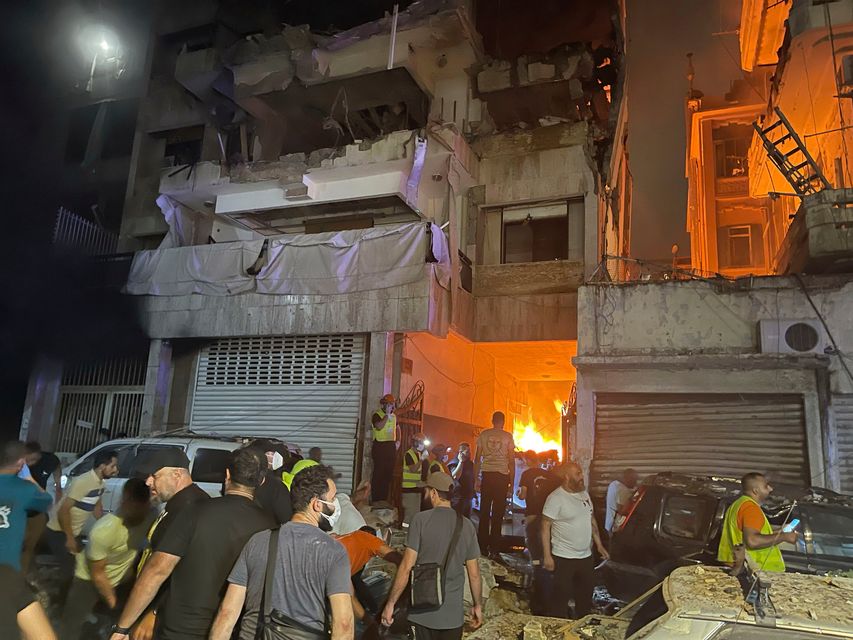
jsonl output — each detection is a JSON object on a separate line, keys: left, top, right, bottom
{"left": 245, "top": 439, "right": 293, "bottom": 525}
{"left": 21, "top": 441, "right": 62, "bottom": 573}
{"left": 108, "top": 447, "right": 275, "bottom": 640}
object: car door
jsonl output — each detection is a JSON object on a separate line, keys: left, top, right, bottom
{"left": 798, "top": 505, "right": 853, "bottom": 574}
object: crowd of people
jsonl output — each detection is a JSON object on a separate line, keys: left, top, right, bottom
{"left": 0, "top": 393, "right": 800, "bottom": 640}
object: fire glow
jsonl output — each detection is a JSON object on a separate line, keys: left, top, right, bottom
{"left": 513, "top": 398, "right": 563, "bottom": 458}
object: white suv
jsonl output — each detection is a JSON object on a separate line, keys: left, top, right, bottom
{"left": 57, "top": 435, "right": 300, "bottom": 513}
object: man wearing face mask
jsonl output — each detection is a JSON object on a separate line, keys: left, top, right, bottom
{"left": 108, "top": 447, "right": 274, "bottom": 640}
{"left": 401, "top": 433, "right": 426, "bottom": 525}
{"left": 210, "top": 464, "right": 354, "bottom": 640}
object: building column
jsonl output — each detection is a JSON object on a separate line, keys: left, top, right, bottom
{"left": 574, "top": 369, "right": 595, "bottom": 479}
{"left": 19, "top": 356, "right": 63, "bottom": 446}
{"left": 139, "top": 339, "right": 173, "bottom": 436}
{"left": 357, "top": 332, "right": 390, "bottom": 487}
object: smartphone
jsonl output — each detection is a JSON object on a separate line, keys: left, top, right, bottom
{"left": 782, "top": 518, "right": 800, "bottom": 533}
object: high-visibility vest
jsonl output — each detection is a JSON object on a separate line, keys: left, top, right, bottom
{"left": 282, "top": 458, "right": 318, "bottom": 490}
{"left": 402, "top": 448, "right": 421, "bottom": 488}
{"left": 137, "top": 510, "right": 167, "bottom": 575}
{"left": 372, "top": 409, "right": 397, "bottom": 442}
{"left": 717, "top": 495, "right": 785, "bottom": 572}
{"left": 428, "top": 459, "right": 449, "bottom": 475}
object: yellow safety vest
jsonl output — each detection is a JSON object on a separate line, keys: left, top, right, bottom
{"left": 137, "top": 510, "right": 167, "bottom": 575}
{"left": 372, "top": 409, "right": 397, "bottom": 442}
{"left": 428, "top": 460, "right": 449, "bottom": 475}
{"left": 717, "top": 495, "right": 786, "bottom": 572}
{"left": 402, "top": 448, "right": 421, "bottom": 488}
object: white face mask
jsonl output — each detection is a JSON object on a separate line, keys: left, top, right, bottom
{"left": 318, "top": 497, "right": 341, "bottom": 530}
{"left": 271, "top": 452, "right": 284, "bottom": 470}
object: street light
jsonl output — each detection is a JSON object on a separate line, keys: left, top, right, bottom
{"left": 78, "top": 25, "right": 120, "bottom": 92}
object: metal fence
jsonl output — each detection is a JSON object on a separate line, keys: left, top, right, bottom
{"left": 53, "top": 357, "right": 146, "bottom": 455}
{"left": 53, "top": 207, "right": 118, "bottom": 256}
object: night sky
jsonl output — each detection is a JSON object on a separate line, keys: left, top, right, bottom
{"left": 626, "top": 0, "right": 743, "bottom": 262}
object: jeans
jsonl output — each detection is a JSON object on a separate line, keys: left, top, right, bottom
{"left": 371, "top": 441, "right": 396, "bottom": 502}
{"left": 549, "top": 555, "right": 594, "bottom": 619}
{"left": 477, "top": 472, "right": 509, "bottom": 554}
{"left": 45, "top": 528, "right": 77, "bottom": 604}
{"left": 401, "top": 490, "right": 421, "bottom": 524}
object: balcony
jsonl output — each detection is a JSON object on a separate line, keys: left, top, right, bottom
{"left": 775, "top": 188, "right": 853, "bottom": 274}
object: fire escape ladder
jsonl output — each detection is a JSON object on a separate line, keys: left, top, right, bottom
{"left": 387, "top": 380, "right": 425, "bottom": 513}
{"left": 754, "top": 107, "right": 831, "bottom": 196}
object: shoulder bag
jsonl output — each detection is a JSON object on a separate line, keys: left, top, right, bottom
{"left": 256, "top": 528, "right": 329, "bottom": 640}
{"left": 409, "top": 512, "right": 463, "bottom": 611}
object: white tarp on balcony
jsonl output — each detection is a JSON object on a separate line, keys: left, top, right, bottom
{"left": 124, "top": 222, "right": 450, "bottom": 297}
{"left": 125, "top": 241, "right": 264, "bottom": 296}
{"left": 256, "top": 222, "right": 429, "bottom": 295}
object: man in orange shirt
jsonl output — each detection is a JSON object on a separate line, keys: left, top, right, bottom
{"left": 336, "top": 529, "right": 402, "bottom": 628}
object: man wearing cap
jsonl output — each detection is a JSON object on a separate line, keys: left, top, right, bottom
{"left": 370, "top": 393, "right": 400, "bottom": 503}
{"left": 382, "top": 472, "right": 483, "bottom": 639}
{"left": 132, "top": 448, "right": 210, "bottom": 640}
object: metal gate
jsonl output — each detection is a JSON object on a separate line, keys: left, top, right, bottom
{"left": 834, "top": 395, "right": 853, "bottom": 494}
{"left": 53, "top": 357, "right": 146, "bottom": 455}
{"left": 190, "top": 335, "right": 366, "bottom": 494}
{"left": 590, "top": 393, "right": 810, "bottom": 495}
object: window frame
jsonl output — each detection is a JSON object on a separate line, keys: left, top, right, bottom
{"left": 190, "top": 447, "right": 234, "bottom": 485}
{"left": 491, "top": 198, "right": 584, "bottom": 265}
{"left": 727, "top": 225, "right": 753, "bottom": 268}
{"left": 659, "top": 494, "right": 713, "bottom": 541}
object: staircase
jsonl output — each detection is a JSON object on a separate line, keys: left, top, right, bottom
{"left": 388, "top": 381, "right": 425, "bottom": 513}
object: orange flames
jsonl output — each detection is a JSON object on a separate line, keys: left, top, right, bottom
{"left": 513, "top": 397, "right": 563, "bottom": 458}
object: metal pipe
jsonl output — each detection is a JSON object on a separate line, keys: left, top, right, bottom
{"left": 387, "top": 4, "right": 399, "bottom": 70}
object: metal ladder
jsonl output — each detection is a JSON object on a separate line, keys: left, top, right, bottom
{"left": 753, "top": 106, "right": 831, "bottom": 196}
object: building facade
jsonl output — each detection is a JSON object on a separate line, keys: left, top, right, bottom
{"left": 22, "top": 0, "right": 629, "bottom": 494}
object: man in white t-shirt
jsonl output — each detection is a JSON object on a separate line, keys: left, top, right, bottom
{"left": 605, "top": 468, "right": 638, "bottom": 535}
{"left": 541, "top": 462, "right": 608, "bottom": 619}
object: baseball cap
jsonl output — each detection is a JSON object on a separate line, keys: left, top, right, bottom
{"left": 425, "top": 471, "right": 453, "bottom": 492}
{"left": 137, "top": 449, "right": 190, "bottom": 476}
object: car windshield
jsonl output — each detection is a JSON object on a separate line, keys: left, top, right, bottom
{"left": 806, "top": 507, "right": 853, "bottom": 559}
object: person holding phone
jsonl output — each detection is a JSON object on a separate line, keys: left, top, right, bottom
{"left": 717, "top": 472, "right": 799, "bottom": 572}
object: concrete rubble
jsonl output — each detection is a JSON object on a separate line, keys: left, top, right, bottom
{"left": 463, "top": 613, "right": 568, "bottom": 640}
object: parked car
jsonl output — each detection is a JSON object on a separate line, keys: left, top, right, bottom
{"left": 603, "top": 473, "right": 853, "bottom": 601}
{"left": 54, "top": 434, "right": 301, "bottom": 513}
{"left": 568, "top": 564, "right": 853, "bottom": 639}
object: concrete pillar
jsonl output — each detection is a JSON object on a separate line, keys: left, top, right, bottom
{"left": 19, "top": 356, "right": 63, "bottom": 447}
{"left": 574, "top": 369, "right": 595, "bottom": 480}
{"left": 358, "top": 332, "right": 390, "bottom": 487}
{"left": 139, "top": 339, "right": 173, "bottom": 436}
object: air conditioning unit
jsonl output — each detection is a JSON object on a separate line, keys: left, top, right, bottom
{"left": 759, "top": 319, "right": 828, "bottom": 355}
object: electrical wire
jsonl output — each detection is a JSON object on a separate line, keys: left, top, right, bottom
{"left": 794, "top": 274, "right": 853, "bottom": 386}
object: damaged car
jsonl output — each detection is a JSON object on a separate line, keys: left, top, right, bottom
{"left": 603, "top": 473, "right": 853, "bottom": 602}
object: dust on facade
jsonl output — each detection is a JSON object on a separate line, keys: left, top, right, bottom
{"left": 19, "top": 0, "right": 853, "bottom": 503}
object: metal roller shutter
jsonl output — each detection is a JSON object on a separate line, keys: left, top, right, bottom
{"left": 590, "top": 393, "right": 809, "bottom": 495}
{"left": 190, "top": 335, "right": 366, "bottom": 494}
{"left": 834, "top": 395, "right": 853, "bottom": 494}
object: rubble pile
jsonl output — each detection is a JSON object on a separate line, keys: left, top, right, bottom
{"left": 483, "top": 587, "right": 530, "bottom": 617}
{"left": 563, "top": 616, "right": 630, "bottom": 640}
{"left": 463, "top": 612, "right": 568, "bottom": 640}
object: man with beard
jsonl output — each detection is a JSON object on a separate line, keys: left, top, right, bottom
{"left": 541, "top": 462, "right": 608, "bottom": 619}
{"left": 209, "top": 464, "right": 353, "bottom": 640}
{"left": 108, "top": 447, "right": 274, "bottom": 640}
{"left": 132, "top": 449, "right": 210, "bottom": 640}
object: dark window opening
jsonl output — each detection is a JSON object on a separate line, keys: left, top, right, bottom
{"left": 65, "top": 105, "right": 101, "bottom": 164}
{"left": 101, "top": 100, "right": 139, "bottom": 160}
{"left": 661, "top": 495, "right": 710, "bottom": 540}
{"left": 191, "top": 448, "right": 233, "bottom": 484}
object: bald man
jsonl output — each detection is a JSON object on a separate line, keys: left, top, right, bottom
{"left": 717, "top": 472, "right": 798, "bottom": 572}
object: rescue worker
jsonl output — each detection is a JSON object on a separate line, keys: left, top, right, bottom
{"left": 370, "top": 393, "right": 400, "bottom": 503}
{"left": 717, "top": 472, "right": 799, "bottom": 572}
{"left": 427, "top": 444, "right": 450, "bottom": 475}
{"left": 401, "top": 433, "right": 426, "bottom": 525}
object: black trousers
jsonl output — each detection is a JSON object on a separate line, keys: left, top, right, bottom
{"left": 453, "top": 495, "right": 473, "bottom": 519}
{"left": 411, "top": 623, "right": 463, "bottom": 640}
{"left": 61, "top": 578, "right": 100, "bottom": 640}
{"left": 371, "top": 441, "right": 396, "bottom": 502}
{"left": 549, "top": 555, "right": 594, "bottom": 619}
{"left": 477, "top": 472, "right": 509, "bottom": 554}
{"left": 45, "top": 528, "right": 77, "bottom": 604}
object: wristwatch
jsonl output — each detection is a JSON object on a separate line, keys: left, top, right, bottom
{"left": 110, "top": 624, "right": 131, "bottom": 636}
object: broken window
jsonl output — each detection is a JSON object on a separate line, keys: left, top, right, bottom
{"left": 661, "top": 495, "right": 710, "bottom": 540}
{"left": 498, "top": 199, "right": 584, "bottom": 264}
{"left": 714, "top": 133, "right": 751, "bottom": 177}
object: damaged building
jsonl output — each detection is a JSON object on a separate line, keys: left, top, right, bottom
{"left": 577, "top": 0, "right": 853, "bottom": 495}
{"left": 21, "top": 0, "right": 628, "bottom": 494}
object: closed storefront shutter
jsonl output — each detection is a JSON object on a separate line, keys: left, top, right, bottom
{"left": 834, "top": 395, "right": 853, "bottom": 494}
{"left": 190, "top": 335, "right": 366, "bottom": 494}
{"left": 590, "top": 393, "right": 809, "bottom": 495}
